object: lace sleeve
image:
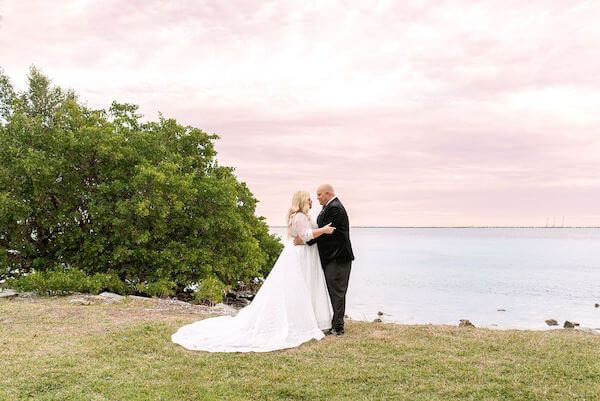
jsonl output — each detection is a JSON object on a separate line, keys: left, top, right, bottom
{"left": 290, "top": 213, "right": 314, "bottom": 242}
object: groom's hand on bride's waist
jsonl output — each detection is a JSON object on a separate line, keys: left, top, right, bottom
{"left": 293, "top": 236, "right": 305, "bottom": 246}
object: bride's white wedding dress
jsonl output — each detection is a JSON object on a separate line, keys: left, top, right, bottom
{"left": 171, "top": 212, "right": 333, "bottom": 352}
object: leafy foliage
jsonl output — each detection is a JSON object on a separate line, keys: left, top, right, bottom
{"left": 0, "top": 66, "right": 283, "bottom": 294}
{"left": 135, "top": 279, "right": 177, "bottom": 298}
{"left": 6, "top": 267, "right": 127, "bottom": 296}
{"left": 194, "top": 276, "right": 227, "bottom": 305}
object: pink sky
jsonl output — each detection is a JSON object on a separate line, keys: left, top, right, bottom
{"left": 1, "top": 0, "right": 599, "bottom": 226}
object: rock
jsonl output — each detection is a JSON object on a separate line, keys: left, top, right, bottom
{"left": 166, "top": 299, "right": 191, "bottom": 307}
{"left": 99, "top": 292, "right": 124, "bottom": 300}
{"left": 545, "top": 319, "right": 558, "bottom": 326}
{"left": 212, "top": 303, "right": 238, "bottom": 316}
{"left": 128, "top": 295, "right": 152, "bottom": 301}
{"left": 564, "top": 321, "right": 580, "bottom": 329}
{"left": 69, "top": 295, "right": 119, "bottom": 305}
{"left": 575, "top": 327, "right": 600, "bottom": 335}
{"left": 235, "top": 290, "right": 255, "bottom": 301}
{"left": 69, "top": 298, "right": 92, "bottom": 306}
{"left": 373, "top": 318, "right": 383, "bottom": 323}
{"left": 225, "top": 291, "right": 253, "bottom": 308}
{"left": 497, "top": 309, "right": 506, "bottom": 312}
{"left": 228, "top": 298, "right": 250, "bottom": 308}
{"left": 458, "top": 319, "right": 475, "bottom": 328}
{"left": 595, "top": 303, "right": 599, "bottom": 308}
{"left": 0, "top": 289, "right": 18, "bottom": 298}
{"left": 377, "top": 311, "right": 384, "bottom": 316}
{"left": 18, "top": 292, "right": 38, "bottom": 298}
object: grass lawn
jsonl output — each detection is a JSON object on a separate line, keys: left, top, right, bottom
{"left": 1, "top": 296, "right": 599, "bottom": 401}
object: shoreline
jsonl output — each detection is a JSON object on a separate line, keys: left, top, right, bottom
{"left": 3, "top": 290, "right": 598, "bottom": 335}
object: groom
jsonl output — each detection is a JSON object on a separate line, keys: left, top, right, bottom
{"left": 294, "top": 184, "right": 354, "bottom": 336}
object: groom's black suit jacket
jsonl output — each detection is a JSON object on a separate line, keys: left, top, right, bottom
{"left": 307, "top": 197, "right": 354, "bottom": 267}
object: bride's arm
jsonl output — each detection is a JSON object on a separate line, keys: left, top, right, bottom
{"left": 310, "top": 223, "right": 335, "bottom": 239}
{"left": 294, "top": 214, "right": 335, "bottom": 244}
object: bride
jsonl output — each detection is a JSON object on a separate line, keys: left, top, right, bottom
{"left": 171, "top": 190, "right": 335, "bottom": 352}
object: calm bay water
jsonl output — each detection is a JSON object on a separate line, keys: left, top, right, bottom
{"left": 270, "top": 227, "right": 600, "bottom": 330}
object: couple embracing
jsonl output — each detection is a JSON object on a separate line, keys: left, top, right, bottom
{"left": 172, "top": 184, "right": 354, "bottom": 352}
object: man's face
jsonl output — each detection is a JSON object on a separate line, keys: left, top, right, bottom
{"left": 317, "top": 189, "right": 328, "bottom": 205}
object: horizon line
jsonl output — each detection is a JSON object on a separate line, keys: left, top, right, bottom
{"left": 269, "top": 225, "right": 600, "bottom": 229}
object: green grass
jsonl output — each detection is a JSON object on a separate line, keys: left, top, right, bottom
{"left": 1, "top": 297, "right": 600, "bottom": 400}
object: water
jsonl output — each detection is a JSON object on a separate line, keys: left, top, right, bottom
{"left": 269, "top": 227, "right": 600, "bottom": 330}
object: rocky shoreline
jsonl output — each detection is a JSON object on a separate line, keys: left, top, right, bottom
{"left": 2, "top": 288, "right": 599, "bottom": 334}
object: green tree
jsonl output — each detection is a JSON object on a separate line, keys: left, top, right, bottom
{"left": 0, "top": 66, "right": 283, "bottom": 293}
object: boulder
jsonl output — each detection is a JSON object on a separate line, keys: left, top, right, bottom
{"left": 564, "top": 321, "right": 580, "bottom": 329}
{"left": 595, "top": 303, "right": 599, "bottom": 308}
{"left": 458, "top": 319, "right": 475, "bottom": 328}
{"left": 0, "top": 289, "right": 18, "bottom": 299}
{"left": 545, "top": 319, "right": 558, "bottom": 326}
{"left": 497, "top": 309, "right": 506, "bottom": 312}
{"left": 99, "top": 292, "right": 124, "bottom": 301}
{"left": 373, "top": 318, "right": 383, "bottom": 323}
{"left": 377, "top": 311, "right": 384, "bottom": 316}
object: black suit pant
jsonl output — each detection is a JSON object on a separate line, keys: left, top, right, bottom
{"left": 323, "top": 259, "right": 352, "bottom": 331}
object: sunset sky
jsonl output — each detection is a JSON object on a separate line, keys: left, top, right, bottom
{"left": 1, "top": 0, "right": 599, "bottom": 226}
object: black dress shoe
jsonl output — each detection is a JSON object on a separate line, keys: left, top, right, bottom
{"left": 330, "top": 329, "right": 344, "bottom": 336}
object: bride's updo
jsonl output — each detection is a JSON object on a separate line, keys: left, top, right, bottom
{"left": 287, "top": 190, "right": 311, "bottom": 228}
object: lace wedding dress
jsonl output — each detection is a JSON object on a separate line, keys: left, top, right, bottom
{"left": 171, "top": 212, "right": 333, "bottom": 352}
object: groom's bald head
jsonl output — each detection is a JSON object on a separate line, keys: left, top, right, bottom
{"left": 316, "top": 184, "right": 335, "bottom": 205}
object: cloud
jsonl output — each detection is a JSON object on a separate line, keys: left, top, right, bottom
{"left": 1, "top": 0, "right": 599, "bottom": 225}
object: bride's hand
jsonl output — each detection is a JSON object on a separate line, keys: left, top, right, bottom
{"left": 323, "top": 223, "right": 336, "bottom": 234}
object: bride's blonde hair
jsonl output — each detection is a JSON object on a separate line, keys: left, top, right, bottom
{"left": 287, "top": 190, "right": 311, "bottom": 228}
